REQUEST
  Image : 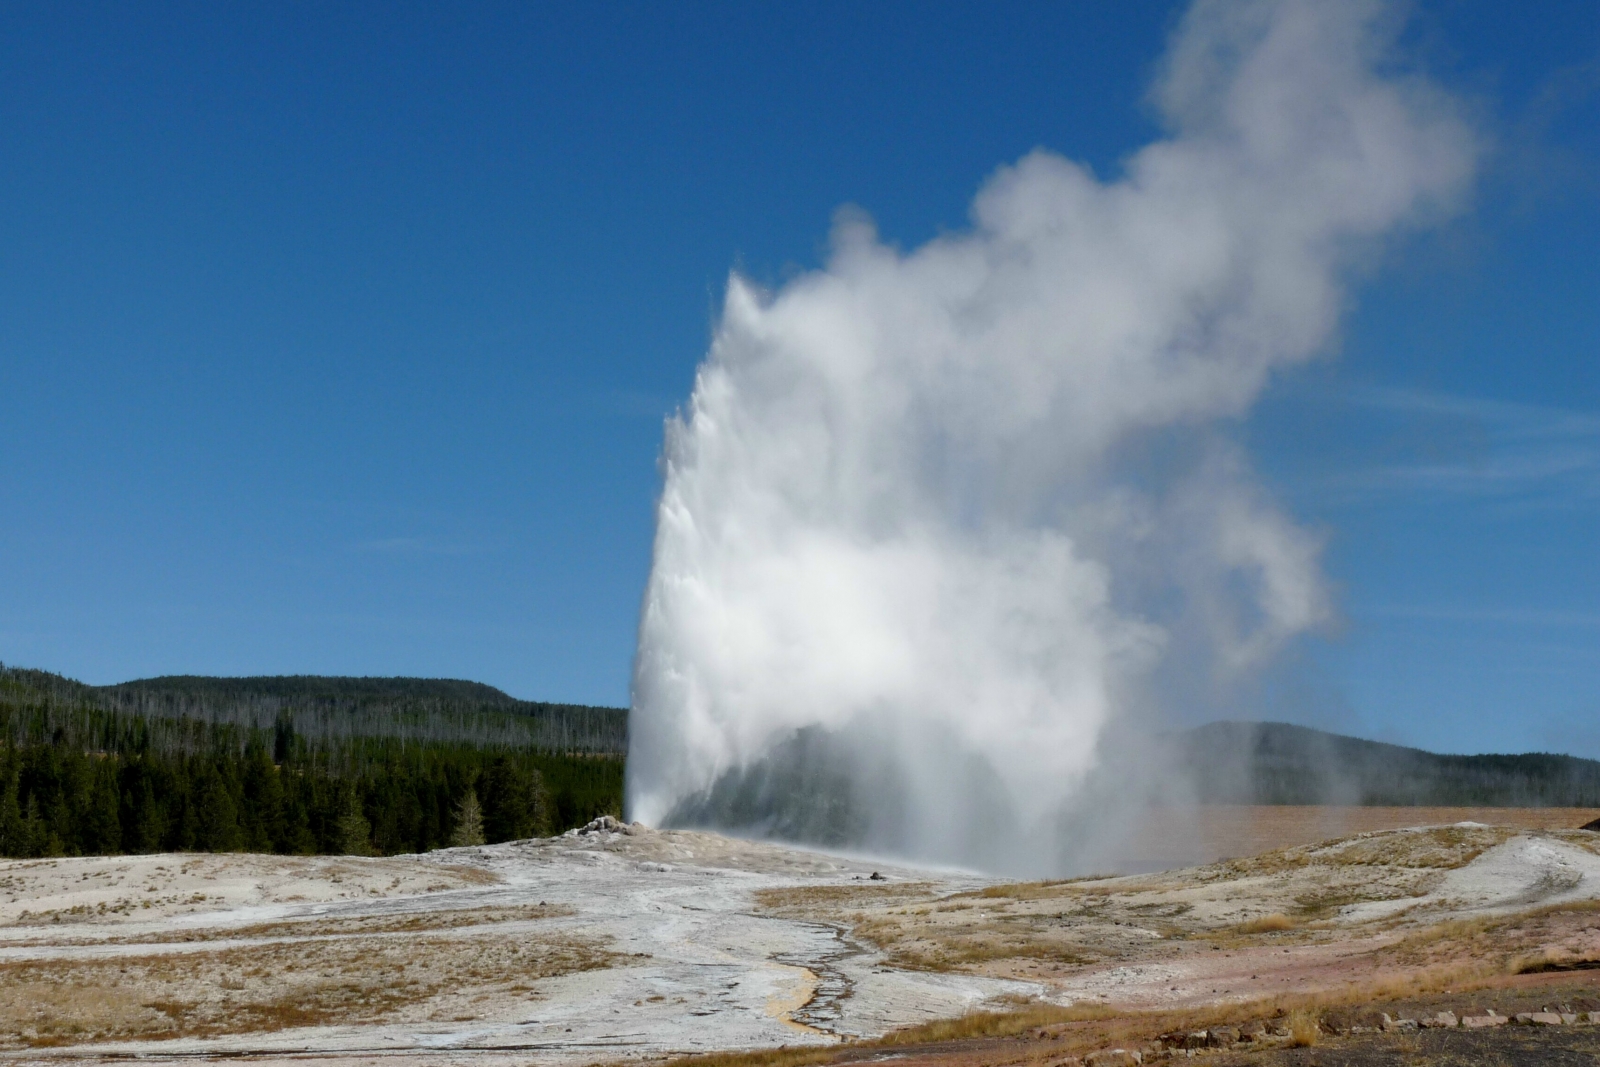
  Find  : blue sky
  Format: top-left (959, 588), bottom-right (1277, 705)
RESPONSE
top-left (1, 2), bottom-right (1595, 756)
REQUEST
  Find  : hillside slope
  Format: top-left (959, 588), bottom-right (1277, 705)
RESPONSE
top-left (1177, 720), bottom-right (1600, 807)
top-left (8, 667), bottom-right (627, 754)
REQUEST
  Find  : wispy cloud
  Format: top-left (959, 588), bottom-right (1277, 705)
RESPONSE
top-left (1321, 387), bottom-right (1600, 508)
top-left (1367, 603), bottom-right (1600, 627)
top-left (1357, 387), bottom-right (1600, 437)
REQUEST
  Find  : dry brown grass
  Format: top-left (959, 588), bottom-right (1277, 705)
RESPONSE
top-left (0, 855), bottom-right (506, 931)
top-left (1517, 897), bottom-right (1600, 922)
top-left (1287, 1009), bottom-right (1320, 1047)
top-left (973, 878), bottom-right (1115, 901)
top-left (1129, 806), bottom-right (1600, 868)
top-left (0, 929), bottom-right (622, 1048)
top-left (142, 901), bottom-right (573, 943)
top-left (1290, 886), bottom-right (1396, 920)
top-left (1216, 825), bottom-right (1510, 884)
top-left (1510, 945), bottom-right (1600, 975)
top-left (433, 863), bottom-right (502, 885)
top-left (760, 875), bottom-right (1208, 979)
top-left (841, 909), bottom-right (1102, 975)
top-left (656, 954), bottom-right (1600, 1067)
top-left (1378, 898), bottom-right (1600, 973)
top-left (661, 1046), bottom-right (842, 1067)
top-left (752, 882), bottom-right (940, 916)
top-left (659, 988), bottom-right (1380, 1067)
top-left (753, 882), bottom-right (1104, 975)
top-left (757, 826), bottom-right (1535, 981)
top-left (2, 901), bottom-right (576, 950)
top-left (1323, 826), bottom-right (1511, 869)
top-left (750, 823), bottom-right (1596, 1013)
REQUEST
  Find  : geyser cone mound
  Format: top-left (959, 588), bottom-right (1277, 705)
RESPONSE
top-left (664, 726), bottom-right (889, 849)
top-left (663, 723), bottom-right (1022, 871)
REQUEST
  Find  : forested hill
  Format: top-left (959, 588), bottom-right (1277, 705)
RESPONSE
top-left (1179, 721), bottom-right (1600, 807)
top-left (0, 663), bottom-right (626, 859)
top-left (16, 669), bottom-right (627, 755)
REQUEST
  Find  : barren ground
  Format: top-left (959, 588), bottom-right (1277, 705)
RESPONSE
top-left (1, 808), bottom-right (1598, 1065)
top-left (1122, 806), bottom-right (1600, 869)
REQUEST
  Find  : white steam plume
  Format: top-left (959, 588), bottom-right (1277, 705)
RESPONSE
top-left (629, 0), bottom-right (1475, 872)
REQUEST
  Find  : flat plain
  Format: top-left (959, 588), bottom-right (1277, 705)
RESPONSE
top-left (1, 808), bottom-right (1598, 1065)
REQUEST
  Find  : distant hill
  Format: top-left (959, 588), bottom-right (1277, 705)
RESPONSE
top-left (0, 663), bottom-right (627, 857)
top-left (1176, 721), bottom-right (1600, 807)
top-left (111, 674), bottom-right (530, 706)
top-left (8, 667), bottom-right (627, 755)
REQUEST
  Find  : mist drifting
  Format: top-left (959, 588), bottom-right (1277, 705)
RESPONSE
top-left (629, 0), bottom-right (1476, 873)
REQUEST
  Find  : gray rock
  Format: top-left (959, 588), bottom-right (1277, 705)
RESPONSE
top-left (1206, 1026), bottom-right (1239, 1048)
top-left (1085, 1050), bottom-right (1141, 1067)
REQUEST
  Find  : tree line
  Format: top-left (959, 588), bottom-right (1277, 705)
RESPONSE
top-left (12, 669), bottom-right (628, 754)
top-left (0, 665), bottom-right (625, 859)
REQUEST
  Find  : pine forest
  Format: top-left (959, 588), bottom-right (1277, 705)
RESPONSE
top-left (0, 665), bottom-right (626, 859)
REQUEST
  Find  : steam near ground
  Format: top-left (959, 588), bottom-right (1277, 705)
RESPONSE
top-left (629, 0), bottom-right (1478, 874)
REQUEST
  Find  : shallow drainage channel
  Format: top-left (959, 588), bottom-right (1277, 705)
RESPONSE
top-left (774, 923), bottom-right (862, 1035)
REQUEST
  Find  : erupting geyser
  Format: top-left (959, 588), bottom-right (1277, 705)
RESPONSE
top-left (629, 0), bottom-right (1476, 873)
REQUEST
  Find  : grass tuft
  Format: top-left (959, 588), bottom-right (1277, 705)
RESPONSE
top-left (1236, 912), bottom-right (1296, 934)
top-left (1288, 1009), bottom-right (1321, 1047)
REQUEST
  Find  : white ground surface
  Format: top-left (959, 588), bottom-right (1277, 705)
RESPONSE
top-left (6, 822), bottom-right (1600, 1065)
top-left (0, 826), bottom-right (1033, 1065)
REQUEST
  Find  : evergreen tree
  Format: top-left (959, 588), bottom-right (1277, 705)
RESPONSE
top-left (0, 769), bottom-right (22, 856)
top-left (22, 794), bottom-right (56, 857)
top-left (278, 781), bottom-right (318, 855)
top-left (119, 765), bottom-right (165, 854)
top-left (480, 755), bottom-right (547, 842)
top-left (239, 741), bottom-right (284, 852)
top-left (81, 762), bottom-right (121, 855)
top-left (194, 768), bottom-right (242, 852)
top-left (336, 791), bottom-right (374, 856)
top-left (272, 711), bottom-right (296, 763)
top-left (449, 788), bottom-right (485, 847)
